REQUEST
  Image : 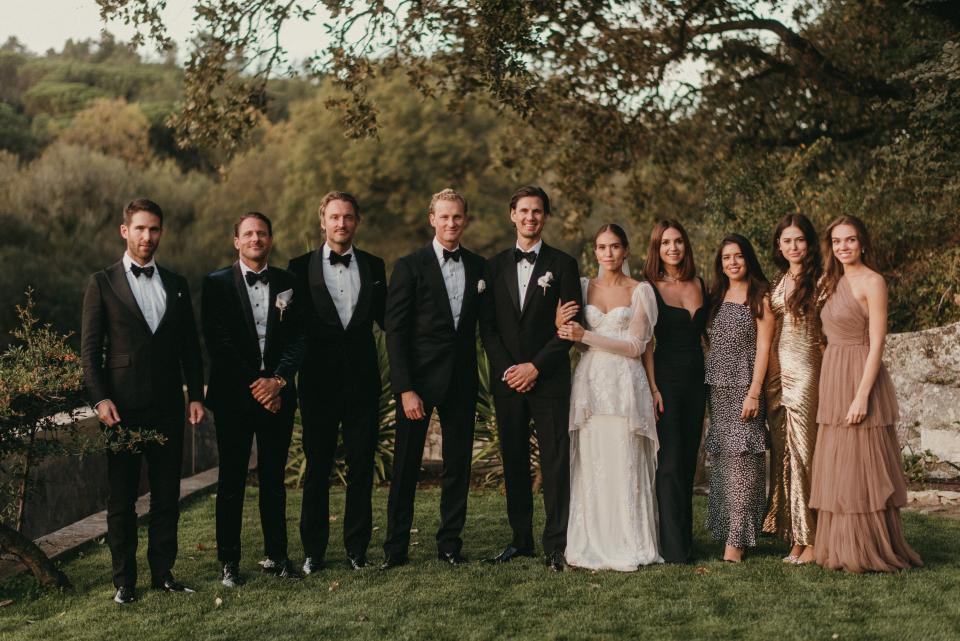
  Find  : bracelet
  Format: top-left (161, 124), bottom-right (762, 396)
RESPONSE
top-left (746, 394), bottom-right (758, 400)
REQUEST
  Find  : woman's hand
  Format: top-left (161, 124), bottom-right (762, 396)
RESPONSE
top-left (740, 394), bottom-right (759, 421)
top-left (846, 395), bottom-right (868, 425)
top-left (651, 389), bottom-right (664, 419)
top-left (557, 320), bottom-right (585, 342)
top-left (555, 300), bottom-right (580, 329)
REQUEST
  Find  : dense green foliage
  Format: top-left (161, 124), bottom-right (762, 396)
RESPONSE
top-left (1, 488), bottom-right (959, 640)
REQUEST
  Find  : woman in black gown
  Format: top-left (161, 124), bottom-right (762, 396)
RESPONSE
top-left (641, 220), bottom-right (707, 563)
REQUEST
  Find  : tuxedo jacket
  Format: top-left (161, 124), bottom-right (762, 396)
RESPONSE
top-left (81, 261), bottom-right (204, 422)
top-left (287, 247), bottom-right (387, 409)
top-left (479, 242), bottom-right (582, 398)
top-left (201, 262), bottom-right (304, 420)
top-left (385, 244), bottom-right (485, 408)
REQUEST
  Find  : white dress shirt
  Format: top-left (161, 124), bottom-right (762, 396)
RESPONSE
top-left (516, 239), bottom-right (543, 311)
top-left (432, 237), bottom-right (465, 329)
top-left (239, 261), bottom-right (269, 368)
top-left (323, 243), bottom-right (360, 328)
top-left (123, 252), bottom-right (166, 333)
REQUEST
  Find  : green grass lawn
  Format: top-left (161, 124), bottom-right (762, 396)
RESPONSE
top-left (2, 487), bottom-right (959, 641)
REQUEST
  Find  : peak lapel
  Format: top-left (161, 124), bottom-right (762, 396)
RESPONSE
top-left (346, 250), bottom-right (371, 332)
top-left (422, 246), bottom-right (457, 331)
top-left (232, 262), bottom-right (260, 345)
top-left (308, 249), bottom-right (345, 331)
top-left (501, 250), bottom-right (522, 318)
top-left (106, 262), bottom-right (152, 333)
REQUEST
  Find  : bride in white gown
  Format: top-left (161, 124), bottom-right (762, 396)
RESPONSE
top-left (556, 224), bottom-right (661, 570)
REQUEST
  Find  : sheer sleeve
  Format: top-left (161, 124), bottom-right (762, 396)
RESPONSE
top-left (580, 282), bottom-right (658, 359)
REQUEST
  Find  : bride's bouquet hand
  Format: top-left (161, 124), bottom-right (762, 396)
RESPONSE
top-left (555, 300), bottom-right (579, 328)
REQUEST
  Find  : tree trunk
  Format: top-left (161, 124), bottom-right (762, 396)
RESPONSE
top-left (0, 523), bottom-right (71, 589)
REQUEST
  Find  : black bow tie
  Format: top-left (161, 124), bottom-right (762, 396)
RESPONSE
top-left (131, 264), bottom-right (155, 278)
top-left (245, 270), bottom-right (268, 286)
top-left (443, 248), bottom-right (461, 263)
top-left (329, 251), bottom-right (352, 267)
top-left (514, 249), bottom-right (538, 264)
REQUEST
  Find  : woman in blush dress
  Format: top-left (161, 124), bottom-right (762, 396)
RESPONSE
top-left (555, 224), bottom-right (661, 570)
top-left (763, 214), bottom-right (824, 565)
top-left (703, 234), bottom-right (774, 563)
top-left (642, 220), bottom-right (708, 564)
top-left (809, 216), bottom-right (922, 573)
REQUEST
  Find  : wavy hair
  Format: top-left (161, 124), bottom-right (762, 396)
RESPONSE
top-left (772, 213), bottom-right (822, 317)
top-left (643, 219), bottom-right (696, 282)
top-left (821, 215), bottom-right (877, 299)
top-left (709, 233), bottom-right (769, 322)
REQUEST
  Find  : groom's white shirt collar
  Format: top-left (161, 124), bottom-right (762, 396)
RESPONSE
top-left (238, 260), bottom-right (268, 275)
top-left (432, 237), bottom-right (461, 263)
top-left (123, 252), bottom-right (157, 273)
top-left (515, 238), bottom-right (543, 255)
top-left (323, 242), bottom-right (354, 259)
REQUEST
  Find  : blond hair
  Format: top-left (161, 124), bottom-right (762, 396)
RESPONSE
top-left (429, 188), bottom-right (469, 216)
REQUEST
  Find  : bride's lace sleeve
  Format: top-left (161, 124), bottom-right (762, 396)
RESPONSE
top-left (580, 282), bottom-right (658, 359)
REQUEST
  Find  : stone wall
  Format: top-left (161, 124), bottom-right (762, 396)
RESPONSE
top-left (15, 409), bottom-right (219, 540)
top-left (885, 321), bottom-right (960, 477)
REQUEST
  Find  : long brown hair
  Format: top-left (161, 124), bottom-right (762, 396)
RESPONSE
top-left (709, 233), bottom-right (769, 322)
top-left (643, 219), bottom-right (696, 282)
top-left (821, 215), bottom-right (877, 299)
top-left (772, 213), bottom-right (822, 317)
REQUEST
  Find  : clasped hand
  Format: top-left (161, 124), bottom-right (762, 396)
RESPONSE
top-left (504, 362), bottom-right (539, 393)
top-left (250, 377), bottom-right (282, 414)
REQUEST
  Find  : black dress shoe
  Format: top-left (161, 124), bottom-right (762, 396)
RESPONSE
top-left (152, 573), bottom-right (195, 593)
top-left (302, 557), bottom-right (325, 575)
top-left (378, 555), bottom-right (409, 571)
top-left (437, 551), bottom-right (469, 566)
top-left (113, 585), bottom-right (137, 604)
top-left (484, 545), bottom-right (535, 564)
top-left (264, 559), bottom-right (303, 580)
top-left (346, 554), bottom-right (367, 570)
top-left (221, 561), bottom-right (245, 588)
top-left (546, 551), bottom-right (566, 572)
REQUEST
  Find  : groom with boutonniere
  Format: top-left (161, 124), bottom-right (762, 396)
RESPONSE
top-left (480, 185), bottom-right (582, 572)
top-left (202, 212), bottom-right (305, 587)
top-left (380, 188), bottom-right (487, 570)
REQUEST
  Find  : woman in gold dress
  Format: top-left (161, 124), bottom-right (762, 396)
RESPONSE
top-left (763, 214), bottom-right (823, 565)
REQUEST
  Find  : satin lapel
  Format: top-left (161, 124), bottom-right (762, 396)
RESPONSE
top-left (154, 266), bottom-right (180, 333)
top-left (232, 262), bottom-right (260, 346)
top-left (105, 262), bottom-right (151, 333)
top-left (520, 244), bottom-right (554, 321)
top-left (346, 250), bottom-right (371, 332)
top-left (458, 250), bottom-right (480, 334)
top-left (309, 249), bottom-right (344, 330)
top-left (501, 250), bottom-right (522, 318)
top-left (263, 267), bottom-right (281, 359)
top-left (422, 247), bottom-right (456, 331)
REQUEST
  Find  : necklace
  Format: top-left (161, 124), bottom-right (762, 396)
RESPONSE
top-left (660, 272), bottom-right (681, 283)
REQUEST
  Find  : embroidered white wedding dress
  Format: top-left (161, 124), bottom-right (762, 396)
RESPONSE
top-left (566, 279), bottom-right (662, 570)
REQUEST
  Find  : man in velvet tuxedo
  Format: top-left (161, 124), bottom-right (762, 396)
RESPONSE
top-left (288, 192), bottom-right (387, 572)
top-left (201, 212), bottom-right (305, 587)
top-left (479, 185), bottom-right (582, 572)
top-left (81, 198), bottom-right (204, 604)
top-left (380, 189), bottom-right (486, 569)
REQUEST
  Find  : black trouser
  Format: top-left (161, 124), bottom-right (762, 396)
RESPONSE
top-left (105, 414), bottom-right (183, 589)
top-left (299, 396), bottom-right (379, 559)
top-left (493, 393), bottom-right (570, 555)
top-left (655, 377), bottom-right (706, 563)
top-left (215, 403), bottom-right (294, 564)
top-left (383, 388), bottom-right (476, 558)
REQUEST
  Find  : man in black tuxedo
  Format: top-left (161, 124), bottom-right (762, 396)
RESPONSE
top-left (380, 189), bottom-right (486, 569)
top-left (81, 198), bottom-right (204, 604)
top-left (201, 212), bottom-right (305, 587)
top-left (479, 185), bottom-right (582, 572)
top-left (288, 192), bottom-right (387, 572)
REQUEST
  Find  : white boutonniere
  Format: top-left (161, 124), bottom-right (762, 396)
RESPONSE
top-left (477, 279), bottom-right (486, 293)
top-left (537, 272), bottom-right (554, 294)
top-left (275, 289), bottom-right (293, 320)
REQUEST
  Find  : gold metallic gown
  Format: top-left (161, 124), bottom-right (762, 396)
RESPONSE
top-left (763, 275), bottom-right (822, 545)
